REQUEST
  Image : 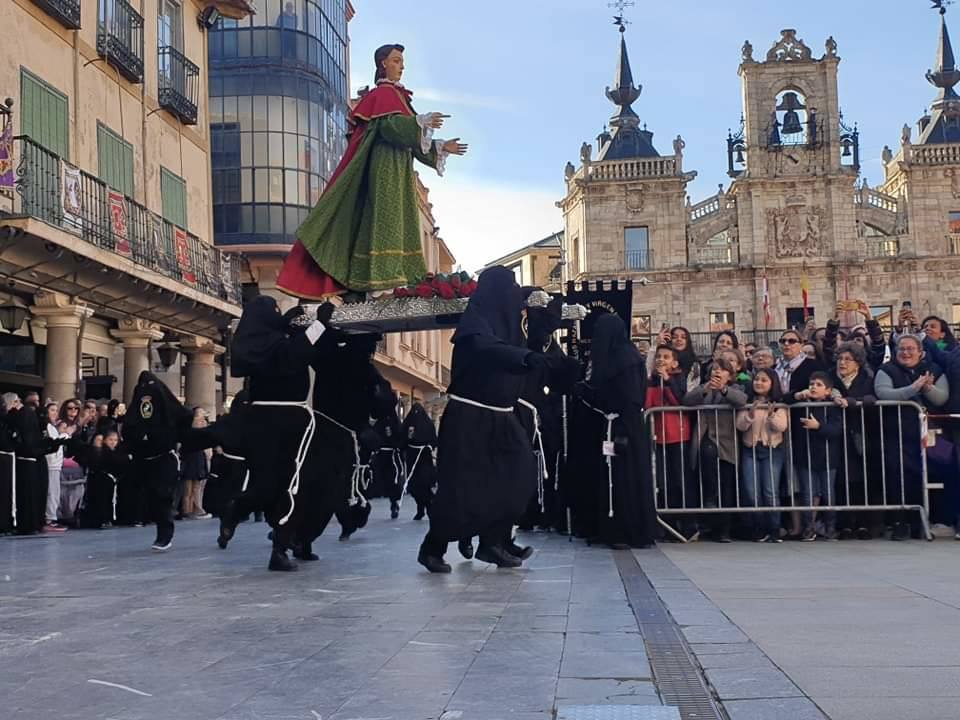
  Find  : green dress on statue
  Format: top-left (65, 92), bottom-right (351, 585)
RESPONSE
top-left (292, 83), bottom-right (442, 293)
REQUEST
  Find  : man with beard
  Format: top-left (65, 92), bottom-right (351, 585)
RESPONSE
top-left (402, 403), bottom-right (438, 521)
top-left (418, 266), bottom-right (558, 573)
top-left (124, 371), bottom-right (193, 551)
top-left (215, 297), bottom-right (332, 571)
top-left (516, 289), bottom-right (581, 535)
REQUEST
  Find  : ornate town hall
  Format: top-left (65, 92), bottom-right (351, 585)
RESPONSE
top-left (558, 13), bottom-right (960, 343)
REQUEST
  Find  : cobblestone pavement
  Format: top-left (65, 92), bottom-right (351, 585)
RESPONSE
top-left (1, 504), bottom-right (676, 720)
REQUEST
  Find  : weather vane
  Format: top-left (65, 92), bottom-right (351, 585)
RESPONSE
top-left (931, 0), bottom-right (954, 16)
top-left (610, 0), bottom-right (634, 32)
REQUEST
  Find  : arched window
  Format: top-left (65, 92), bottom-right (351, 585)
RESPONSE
top-left (768, 89), bottom-right (815, 147)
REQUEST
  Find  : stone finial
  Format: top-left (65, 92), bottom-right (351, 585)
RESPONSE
top-left (741, 40), bottom-right (754, 62)
top-left (564, 161), bottom-right (576, 181)
top-left (901, 123), bottom-right (912, 146)
top-left (881, 145), bottom-right (893, 164)
top-left (766, 29), bottom-right (813, 63)
top-left (580, 142), bottom-right (592, 165)
top-left (824, 36), bottom-right (838, 58)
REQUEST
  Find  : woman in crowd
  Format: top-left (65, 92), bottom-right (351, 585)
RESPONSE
top-left (699, 330), bottom-right (738, 385)
top-left (684, 356), bottom-right (748, 542)
top-left (43, 402), bottom-right (69, 532)
top-left (736, 368), bottom-right (788, 543)
top-left (921, 315), bottom-right (957, 352)
top-left (649, 326), bottom-right (701, 394)
top-left (875, 335), bottom-right (949, 539)
top-left (823, 301), bottom-right (886, 370)
top-left (180, 408), bottom-right (212, 520)
top-left (831, 342), bottom-right (883, 539)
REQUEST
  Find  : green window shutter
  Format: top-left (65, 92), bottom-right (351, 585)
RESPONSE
top-left (97, 123), bottom-right (135, 197)
top-left (20, 69), bottom-right (69, 157)
top-left (160, 167), bottom-right (187, 228)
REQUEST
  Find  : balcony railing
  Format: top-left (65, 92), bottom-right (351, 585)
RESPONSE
top-left (97, 0), bottom-right (145, 83)
top-left (624, 248), bottom-right (654, 271)
top-left (949, 233), bottom-right (960, 255)
top-left (158, 46), bottom-right (199, 125)
top-left (31, 0), bottom-right (81, 29)
top-left (586, 157), bottom-right (678, 182)
top-left (865, 238), bottom-right (901, 258)
top-left (11, 135), bottom-right (240, 305)
top-left (691, 244), bottom-right (740, 267)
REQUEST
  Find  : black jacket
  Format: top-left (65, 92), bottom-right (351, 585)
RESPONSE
top-left (793, 404), bottom-right (843, 472)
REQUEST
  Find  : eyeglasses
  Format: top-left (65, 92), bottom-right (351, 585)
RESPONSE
top-left (779, 338), bottom-right (800, 345)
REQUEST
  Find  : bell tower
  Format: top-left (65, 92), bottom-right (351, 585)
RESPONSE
top-left (728, 29), bottom-right (860, 267)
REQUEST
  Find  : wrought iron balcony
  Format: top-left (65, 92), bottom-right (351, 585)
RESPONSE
top-left (30, 0), bottom-right (81, 29)
top-left (97, 0), bottom-right (145, 83)
top-left (624, 248), bottom-right (654, 271)
top-left (12, 135), bottom-right (240, 304)
top-left (158, 46), bottom-right (199, 125)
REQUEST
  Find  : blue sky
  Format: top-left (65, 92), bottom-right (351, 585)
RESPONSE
top-left (348, 0), bottom-right (947, 272)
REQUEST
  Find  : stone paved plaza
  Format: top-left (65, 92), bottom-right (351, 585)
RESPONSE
top-left (2, 504), bottom-right (959, 720)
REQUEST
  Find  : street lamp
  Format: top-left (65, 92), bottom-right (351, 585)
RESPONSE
top-left (156, 342), bottom-right (180, 370)
top-left (0, 299), bottom-right (29, 333)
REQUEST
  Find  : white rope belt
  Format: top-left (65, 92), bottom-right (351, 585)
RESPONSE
top-left (1, 450), bottom-right (15, 527)
top-left (251, 400), bottom-right (315, 525)
top-left (106, 472), bottom-right (118, 522)
top-left (379, 447), bottom-right (406, 490)
top-left (314, 411), bottom-right (369, 508)
top-left (144, 449), bottom-right (181, 473)
top-left (448, 394), bottom-right (514, 413)
top-left (581, 399), bottom-right (620, 518)
top-left (221, 452), bottom-right (246, 462)
top-left (518, 398), bottom-right (549, 512)
top-left (400, 443), bottom-right (433, 508)
top-left (218, 451), bottom-right (249, 490)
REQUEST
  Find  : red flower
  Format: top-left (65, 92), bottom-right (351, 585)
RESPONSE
top-left (449, 274), bottom-right (462, 290)
top-left (461, 279), bottom-right (478, 297)
top-left (415, 283), bottom-right (434, 298)
top-left (393, 287), bottom-right (409, 298)
top-left (437, 282), bottom-right (455, 299)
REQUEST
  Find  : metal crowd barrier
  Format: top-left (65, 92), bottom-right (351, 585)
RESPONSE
top-left (644, 400), bottom-right (938, 542)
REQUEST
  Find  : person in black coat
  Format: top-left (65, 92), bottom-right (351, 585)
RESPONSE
top-left (124, 371), bottom-right (193, 551)
top-left (403, 403), bottom-right (438, 521)
top-left (418, 266), bottom-right (546, 573)
top-left (0, 396), bottom-right (19, 534)
top-left (370, 409), bottom-right (406, 519)
top-left (75, 430), bottom-right (129, 528)
top-left (6, 396), bottom-right (53, 534)
top-left (574, 312), bottom-right (656, 549)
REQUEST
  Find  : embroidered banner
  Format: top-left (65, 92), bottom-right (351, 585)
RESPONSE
top-left (107, 189), bottom-right (132, 257)
top-left (174, 227), bottom-right (197, 285)
top-left (220, 251), bottom-right (234, 299)
top-left (0, 122), bottom-right (13, 191)
top-left (61, 162), bottom-right (82, 231)
top-left (563, 279), bottom-right (634, 362)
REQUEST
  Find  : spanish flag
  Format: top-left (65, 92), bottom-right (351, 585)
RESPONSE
top-left (800, 267), bottom-right (810, 320)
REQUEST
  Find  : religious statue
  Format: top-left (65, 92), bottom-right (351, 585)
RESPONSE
top-left (277, 44), bottom-right (468, 298)
top-left (741, 40), bottom-right (754, 62)
top-left (580, 142), bottom-right (592, 165)
top-left (673, 134), bottom-right (685, 158)
top-left (901, 123), bottom-right (912, 146)
top-left (564, 161), bottom-right (576, 181)
top-left (881, 145), bottom-right (893, 164)
top-left (824, 36), bottom-right (837, 58)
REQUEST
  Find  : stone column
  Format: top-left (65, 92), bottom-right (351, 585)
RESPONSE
top-left (110, 319), bottom-right (164, 403)
top-left (30, 291), bottom-right (90, 402)
top-left (180, 336), bottom-right (225, 418)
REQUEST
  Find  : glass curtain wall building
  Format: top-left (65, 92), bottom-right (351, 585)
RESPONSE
top-left (208, 0), bottom-right (350, 248)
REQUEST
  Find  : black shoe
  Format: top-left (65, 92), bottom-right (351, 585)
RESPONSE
top-left (506, 540), bottom-right (534, 560)
top-left (268, 549), bottom-right (298, 572)
top-left (293, 543), bottom-right (319, 561)
top-left (217, 518), bottom-right (237, 550)
top-left (254, 512), bottom-right (264, 522)
top-left (339, 530), bottom-right (352, 541)
top-left (475, 544), bottom-right (522, 568)
top-left (417, 548), bottom-right (452, 573)
top-left (457, 539), bottom-right (474, 559)
top-left (856, 527), bottom-right (872, 540)
top-left (413, 509), bottom-right (426, 521)
top-left (838, 528), bottom-right (855, 541)
top-left (714, 535), bottom-right (733, 544)
top-left (891, 523), bottom-right (910, 541)
top-left (390, 502), bottom-right (399, 520)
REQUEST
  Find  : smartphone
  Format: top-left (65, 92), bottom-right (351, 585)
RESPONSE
top-left (902, 300), bottom-right (912, 310)
top-left (839, 300), bottom-right (859, 312)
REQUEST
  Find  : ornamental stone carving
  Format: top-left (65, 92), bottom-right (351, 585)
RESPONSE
top-left (624, 185), bottom-right (645, 213)
top-left (766, 29), bottom-right (813, 63)
top-left (767, 206), bottom-right (824, 258)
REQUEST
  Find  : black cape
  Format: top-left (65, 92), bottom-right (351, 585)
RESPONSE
top-left (403, 404), bottom-right (438, 509)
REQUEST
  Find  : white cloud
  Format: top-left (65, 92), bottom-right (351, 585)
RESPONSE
top-left (422, 176), bottom-right (563, 274)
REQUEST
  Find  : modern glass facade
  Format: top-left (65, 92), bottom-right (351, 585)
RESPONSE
top-left (208, 0), bottom-right (349, 246)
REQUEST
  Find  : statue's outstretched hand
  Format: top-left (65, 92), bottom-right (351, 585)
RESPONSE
top-left (428, 113), bottom-right (450, 129)
top-left (443, 138), bottom-right (468, 156)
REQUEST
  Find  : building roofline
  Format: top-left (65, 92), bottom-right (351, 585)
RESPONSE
top-left (483, 230), bottom-right (564, 268)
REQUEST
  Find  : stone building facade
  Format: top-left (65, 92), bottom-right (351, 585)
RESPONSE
top-left (0, 0), bottom-right (253, 413)
top-left (558, 19), bottom-right (960, 349)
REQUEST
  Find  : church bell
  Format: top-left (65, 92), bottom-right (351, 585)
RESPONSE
top-left (777, 92), bottom-right (805, 136)
top-left (735, 147), bottom-right (745, 163)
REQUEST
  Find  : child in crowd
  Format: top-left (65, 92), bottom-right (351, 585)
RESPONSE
top-left (794, 371), bottom-right (843, 541)
top-left (645, 345), bottom-right (694, 538)
top-left (736, 368), bottom-right (788, 543)
top-left (683, 357), bottom-right (747, 542)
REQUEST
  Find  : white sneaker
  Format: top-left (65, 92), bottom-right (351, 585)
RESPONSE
top-left (194, 513), bottom-right (212, 520)
top-left (954, 532), bottom-right (960, 541)
top-left (151, 540), bottom-right (172, 552)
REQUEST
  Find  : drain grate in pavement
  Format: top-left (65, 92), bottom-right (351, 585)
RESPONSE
top-left (556, 706), bottom-right (681, 720)
top-left (614, 550), bottom-right (723, 720)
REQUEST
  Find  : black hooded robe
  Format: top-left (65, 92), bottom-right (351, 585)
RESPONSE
top-left (124, 371), bottom-right (193, 546)
top-left (75, 443), bottom-right (129, 528)
top-left (403, 404), bottom-right (438, 516)
top-left (370, 414), bottom-right (405, 505)
top-left (0, 410), bottom-right (16, 534)
top-left (7, 406), bottom-right (49, 534)
top-left (422, 266), bottom-right (537, 556)
top-left (577, 313), bottom-right (656, 548)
